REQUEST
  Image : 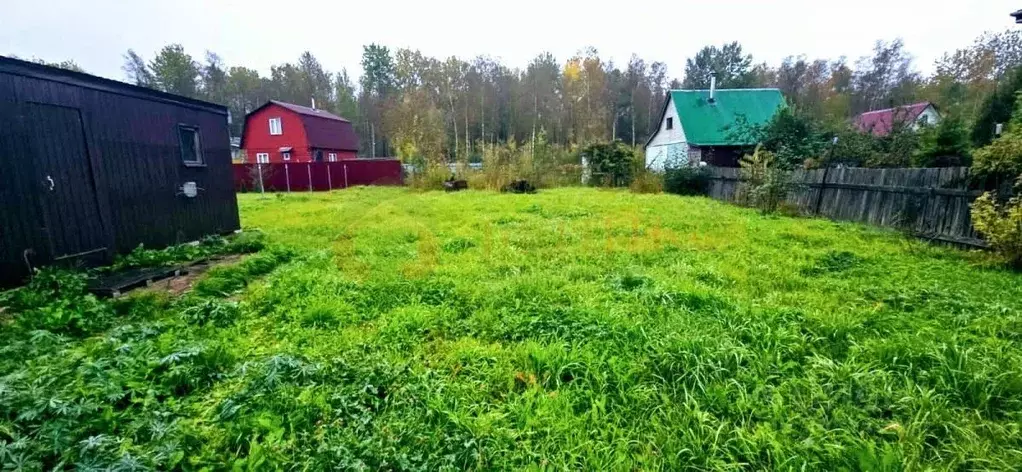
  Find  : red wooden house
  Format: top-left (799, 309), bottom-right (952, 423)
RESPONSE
top-left (240, 100), bottom-right (358, 163)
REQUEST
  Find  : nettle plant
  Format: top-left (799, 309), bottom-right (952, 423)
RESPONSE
top-left (0, 237), bottom-right (293, 469)
top-left (5, 268), bottom-right (113, 334)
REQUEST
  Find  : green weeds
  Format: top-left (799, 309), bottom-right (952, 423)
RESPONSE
top-left (111, 231), bottom-right (266, 271)
top-left (2, 187), bottom-right (1022, 469)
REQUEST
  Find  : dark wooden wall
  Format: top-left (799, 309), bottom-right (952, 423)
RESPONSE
top-left (694, 146), bottom-right (750, 167)
top-left (0, 105), bottom-right (45, 283)
top-left (0, 58), bottom-right (240, 286)
top-left (705, 166), bottom-right (985, 247)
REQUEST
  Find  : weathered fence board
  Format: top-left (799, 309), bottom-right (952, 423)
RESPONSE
top-left (705, 166), bottom-right (986, 247)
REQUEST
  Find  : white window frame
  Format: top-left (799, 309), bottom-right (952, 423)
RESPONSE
top-left (255, 152), bottom-right (270, 164)
top-left (282, 151), bottom-right (291, 161)
top-left (269, 117), bottom-right (283, 135)
top-left (177, 124), bottom-right (203, 166)
top-left (328, 152), bottom-right (337, 162)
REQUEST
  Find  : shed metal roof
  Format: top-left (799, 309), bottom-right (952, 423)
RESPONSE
top-left (0, 55), bottom-right (227, 115)
top-left (669, 88), bottom-right (786, 146)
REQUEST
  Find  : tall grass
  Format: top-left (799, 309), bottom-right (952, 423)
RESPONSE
top-left (2, 188), bottom-right (1021, 469)
top-left (408, 138), bottom-right (583, 191)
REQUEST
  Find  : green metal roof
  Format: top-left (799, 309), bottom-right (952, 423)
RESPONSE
top-left (671, 88), bottom-right (785, 146)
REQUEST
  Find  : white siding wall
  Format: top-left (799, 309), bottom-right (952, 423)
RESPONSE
top-left (915, 106), bottom-right (941, 129)
top-left (644, 95), bottom-right (688, 171)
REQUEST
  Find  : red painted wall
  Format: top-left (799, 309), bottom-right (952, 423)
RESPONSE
top-left (241, 104), bottom-right (311, 163)
top-left (242, 104), bottom-right (360, 163)
top-left (233, 161), bottom-right (403, 192)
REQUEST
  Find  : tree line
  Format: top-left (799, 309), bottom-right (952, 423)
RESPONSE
top-left (19, 30), bottom-right (1022, 163)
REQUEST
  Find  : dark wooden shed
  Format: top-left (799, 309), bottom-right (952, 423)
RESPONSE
top-left (0, 56), bottom-right (240, 287)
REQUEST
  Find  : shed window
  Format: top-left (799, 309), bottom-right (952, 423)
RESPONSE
top-left (256, 152), bottom-right (269, 164)
top-left (178, 125), bottom-right (203, 165)
top-left (269, 117), bottom-right (283, 135)
top-left (666, 117), bottom-right (673, 130)
top-left (328, 153), bottom-right (337, 162)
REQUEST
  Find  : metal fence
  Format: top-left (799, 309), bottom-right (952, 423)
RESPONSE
top-left (705, 166), bottom-right (988, 247)
top-left (233, 160), bottom-right (403, 192)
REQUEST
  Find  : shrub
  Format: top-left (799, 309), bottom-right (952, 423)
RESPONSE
top-left (863, 121), bottom-right (920, 168)
top-left (914, 114), bottom-right (971, 167)
top-left (772, 109), bottom-right (828, 164)
top-left (664, 166), bottom-right (711, 196)
top-left (972, 66), bottom-right (1022, 147)
top-left (472, 142), bottom-right (519, 191)
top-left (408, 164), bottom-right (454, 191)
top-left (739, 145), bottom-right (794, 213)
top-left (729, 107), bottom-right (830, 169)
top-left (468, 139), bottom-right (582, 190)
top-left (971, 190), bottom-right (1022, 269)
top-left (972, 92), bottom-right (1022, 184)
top-left (972, 131), bottom-right (1022, 182)
top-left (827, 129), bottom-right (880, 167)
top-left (580, 141), bottom-right (636, 187)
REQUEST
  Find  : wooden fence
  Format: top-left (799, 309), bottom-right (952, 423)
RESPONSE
top-left (705, 166), bottom-right (987, 247)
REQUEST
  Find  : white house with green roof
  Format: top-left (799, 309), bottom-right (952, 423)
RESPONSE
top-left (644, 88), bottom-right (785, 170)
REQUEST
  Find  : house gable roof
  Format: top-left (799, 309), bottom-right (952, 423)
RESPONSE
top-left (854, 102), bottom-right (935, 136)
top-left (242, 100), bottom-right (359, 151)
top-left (645, 88), bottom-right (785, 147)
top-left (671, 88), bottom-right (785, 146)
top-left (269, 100), bottom-right (350, 122)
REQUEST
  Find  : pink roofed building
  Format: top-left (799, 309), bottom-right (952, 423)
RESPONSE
top-left (854, 102), bottom-right (940, 137)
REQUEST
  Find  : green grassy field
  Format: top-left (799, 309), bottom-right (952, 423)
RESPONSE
top-left (3, 187), bottom-right (1022, 470)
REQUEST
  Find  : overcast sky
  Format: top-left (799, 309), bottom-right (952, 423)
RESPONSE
top-left (2, 0), bottom-right (1018, 83)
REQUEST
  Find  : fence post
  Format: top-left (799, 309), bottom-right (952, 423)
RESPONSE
top-left (327, 165), bottom-right (332, 190)
top-left (344, 164), bottom-right (349, 188)
top-left (257, 163), bottom-right (264, 194)
top-left (307, 164), bottom-right (313, 191)
top-left (814, 166), bottom-right (831, 215)
top-left (815, 137), bottom-right (839, 215)
top-left (285, 164), bottom-right (291, 193)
